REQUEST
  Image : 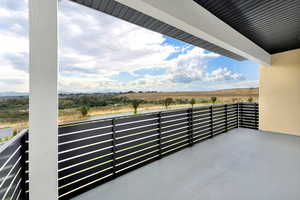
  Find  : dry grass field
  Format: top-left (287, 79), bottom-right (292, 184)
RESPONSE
top-left (120, 88), bottom-right (259, 102)
top-left (0, 88), bottom-right (258, 132)
top-left (1, 103), bottom-right (211, 131)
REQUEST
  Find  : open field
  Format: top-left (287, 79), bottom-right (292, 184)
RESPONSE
top-left (0, 88), bottom-right (258, 132)
top-left (1, 103), bottom-right (211, 131)
top-left (120, 88), bottom-right (259, 102)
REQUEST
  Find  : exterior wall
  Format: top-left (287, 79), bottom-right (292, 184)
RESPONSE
top-left (260, 48), bottom-right (300, 135)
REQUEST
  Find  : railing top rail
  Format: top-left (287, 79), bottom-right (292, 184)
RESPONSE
top-left (0, 128), bottom-right (28, 154)
top-left (59, 103), bottom-right (240, 127)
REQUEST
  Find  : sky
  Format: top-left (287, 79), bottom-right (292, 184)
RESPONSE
top-left (0, 0), bottom-right (259, 93)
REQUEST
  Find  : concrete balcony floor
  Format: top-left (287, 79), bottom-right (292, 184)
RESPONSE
top-left (73, 128), bottom-right (300, 200)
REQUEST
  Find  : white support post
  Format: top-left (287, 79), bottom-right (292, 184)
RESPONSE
top-left (29, 0), bottom-right (58, 199)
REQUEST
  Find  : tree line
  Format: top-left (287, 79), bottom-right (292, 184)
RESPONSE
top-left (0, 94), bottom-right (255, 121)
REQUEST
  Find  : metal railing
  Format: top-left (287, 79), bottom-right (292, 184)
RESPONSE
top-left (239, 103), bottom-right (259, 129)
top-left (0, 103), bottom-right (259, 200)
top-left (0, 129), bottom-right (28, 200)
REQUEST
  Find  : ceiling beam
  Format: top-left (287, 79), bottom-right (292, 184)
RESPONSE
top-left (116, 0), bottom-right (271, 66)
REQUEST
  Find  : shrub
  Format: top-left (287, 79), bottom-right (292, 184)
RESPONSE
top-left (79, 106), bottom-right (90, 117)
top-left (163, 98), bottom-right (173, 109)
top-left (131, 99), bottom-right (143, 114)
top-left (211, 97), bottom-right (217, 104)
top-left (190, 98), bottom-right (196, 108)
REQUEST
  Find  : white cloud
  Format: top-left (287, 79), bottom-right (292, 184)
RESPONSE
top-left (0, 0), bottom-right (254, 93)
top-left (0, 0), bottom-right (29, 92)
top-left (58, 0), bottom-right (176, 75)
top-left (208, 67), bottom-right (244, 82)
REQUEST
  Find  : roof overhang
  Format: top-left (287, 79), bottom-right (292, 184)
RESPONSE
top-left (194, 0), bottom-right (300, 55)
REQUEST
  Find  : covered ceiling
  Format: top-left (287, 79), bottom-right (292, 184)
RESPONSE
top-left (194, 0), bottom-right (300, 54)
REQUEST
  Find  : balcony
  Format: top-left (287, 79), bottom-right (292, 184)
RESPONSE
top-left (73, 128), bottom-right (300, 200)
top-left (22, 0), bottom-right (300, 199)
top-left (0, 103), bottom-right (265, 199)
top-left (2, 103), bottom-right (300, 200)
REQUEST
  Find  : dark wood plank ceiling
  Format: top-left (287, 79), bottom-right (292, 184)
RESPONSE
top-left (71, 0), bottom-right (246, 61)
top-left (194, 0), bottom-right (300, 54)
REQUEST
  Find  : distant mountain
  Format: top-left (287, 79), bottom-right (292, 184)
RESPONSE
top-left (0, 88), bottom-right (259, 97)
top-left (0, 92), bottom-right (28, 97)
top-left (0, 91), bottom-right (116, 97)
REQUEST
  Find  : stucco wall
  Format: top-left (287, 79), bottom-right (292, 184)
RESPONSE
top-left (260, 48), bottom-right (300, 135)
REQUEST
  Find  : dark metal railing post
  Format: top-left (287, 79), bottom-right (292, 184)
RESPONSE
top-left (21, 132), bottom-right (28, 200)
top-left (237, 103), bottom-right (239, 128)
top-left (255, 103), bottom-right (259, 129)
top-left (237, 103), bottom-right (240, 127)
top-left (210, 105), bottom-right (214, 138)
top-left (158, 112), bottom-right (162, 158)
top-left (112, 119), bottom-right (117, 177)
top-left (188, 108), bottom-right (194, 146)
top-left (225, 104), bottom-right (228, 132)
top-left (240, 103), bottom-right (243, 128)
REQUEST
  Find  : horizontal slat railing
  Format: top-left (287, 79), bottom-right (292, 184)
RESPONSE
top-left (0, 129), bottom-right (28, 200)
top-left (57, 103), bottom-right (244, 199)
top-left (0, 103), bottom-right (258, 200)
top-left (239, 103), bottom-right (259, 129)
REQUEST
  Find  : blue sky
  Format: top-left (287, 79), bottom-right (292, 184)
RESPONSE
top-left (0, 0), bottom-right (259, 93)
